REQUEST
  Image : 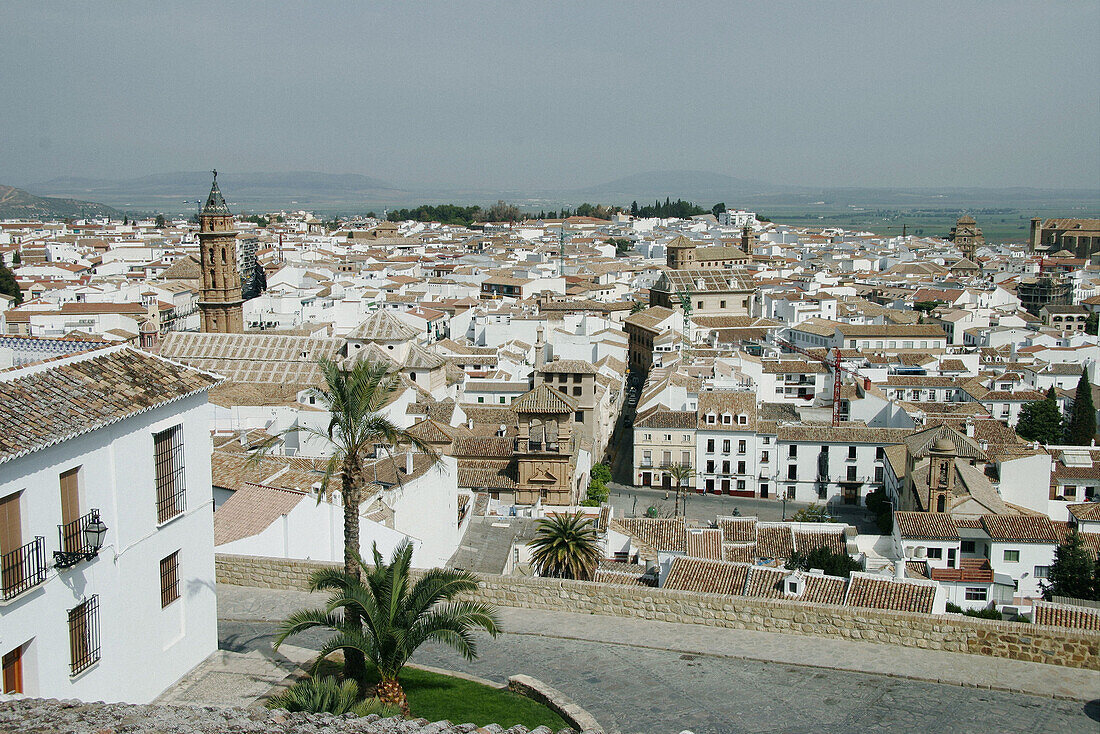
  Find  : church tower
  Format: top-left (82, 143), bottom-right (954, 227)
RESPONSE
top-left (198, 171), bottom-right (244, 333)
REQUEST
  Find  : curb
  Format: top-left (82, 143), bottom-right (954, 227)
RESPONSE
top-left (508, 674), bottom-right (604, 733)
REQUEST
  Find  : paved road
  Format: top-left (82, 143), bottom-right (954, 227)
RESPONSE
top-left (217, 586), bottom-right (1099, 734)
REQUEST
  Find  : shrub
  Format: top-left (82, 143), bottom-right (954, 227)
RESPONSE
top-left (267, 676), bottom-right (401, 718)
top-left (789, 504), bottom-right (831, 523)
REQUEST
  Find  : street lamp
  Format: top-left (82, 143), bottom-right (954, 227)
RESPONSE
top-left (54, 510), bottom-right (108, 569)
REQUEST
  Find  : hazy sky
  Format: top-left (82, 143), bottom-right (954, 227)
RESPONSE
top-left (2, 1), bottom-right (1098, 190)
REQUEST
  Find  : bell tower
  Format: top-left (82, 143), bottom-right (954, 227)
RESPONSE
top-left (927, 437), bottom-right (957, 513)
top-left (198, 170), bottom-right (243, 333)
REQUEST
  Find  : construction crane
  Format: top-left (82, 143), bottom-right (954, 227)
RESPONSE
top-left (774, 337), bottom-right (872, 426)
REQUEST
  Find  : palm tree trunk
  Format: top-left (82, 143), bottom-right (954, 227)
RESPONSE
top-left (675, 482), bottom-right (681, 517)
top-left (376, 675), bottom-right (410, 716)
top-left (340, 456), bottom-right (367, 687)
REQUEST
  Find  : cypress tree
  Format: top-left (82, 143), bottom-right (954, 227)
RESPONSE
top-left (1043, 526), bottom-right (1098, 601)
top-left (1066, 370), bottom-right (1096, 445)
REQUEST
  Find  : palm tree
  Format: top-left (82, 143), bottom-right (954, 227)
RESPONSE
top-left (528, 512), bottom-right (601, 580)
top-left (666, 463), bottom-right (696, 517)
top-left (257, 357), bottom-right (439, 684)
top-left (274, 542), bottom-right (500, 715)
top-left (266, 676), bottom-right (401, 718)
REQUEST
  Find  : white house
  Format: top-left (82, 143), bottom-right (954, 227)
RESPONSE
top-left (0, 345), bottom-right (221, 702)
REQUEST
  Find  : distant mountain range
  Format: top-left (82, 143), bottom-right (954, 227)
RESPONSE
top-left (16, 170), bottom-right (1100, 216)
top-left (0, 185), bottom-right (122, 219)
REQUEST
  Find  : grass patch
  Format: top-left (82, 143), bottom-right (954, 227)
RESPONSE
top-left (314, 659), bottom-right (568, 729)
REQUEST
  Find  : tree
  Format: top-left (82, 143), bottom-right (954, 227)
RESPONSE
top-left (1042, 526), bottom-right (1098, 601)
top-left (785, 545), bottom-right (861, 578)
top-left (630, 200), bottom-right (639, 217)
top-left (1086, 312), bottom-right (1098, 336)
top-left (789, 504), bottom-right (832, 523)
top-left (1065, 370), bottom-right (1096, 445)
top-left (591, 462), bottom-right (612, 485)
top-left (711, 202), bottom-right (726, 218)
top-left (630, 301), bottom-right (646, 314)
top-left (11, 250), bottom-right (19, 266)
top-left (155, 214), bottom-right (167, 229)
top-left (0, 262), bottom-right (22, 305)
top-left (257, 358), bottom-right (440, 686)
top-left (528, 512), bottom-right (601, 580)
top-left (274, 542), bottom-right (500, 714)
top-left (483, 200), bottom-right (522, 222)
top-left (606, 237), bottom-right (632, 255)
top-left (1016, 388), bottom-right (1063, 444)
top-left (864, 487), bottom-right (893, 534)
top-left (666, 463), bottom-right (696, 517)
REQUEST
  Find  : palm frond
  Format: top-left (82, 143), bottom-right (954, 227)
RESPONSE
top-left (273, 609), bottom-right (343, 650)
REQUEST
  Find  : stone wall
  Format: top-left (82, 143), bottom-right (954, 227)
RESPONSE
top-left (215, 554), bottom-right (1100, 670)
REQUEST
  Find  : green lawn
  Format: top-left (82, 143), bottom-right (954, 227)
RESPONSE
top-left (314, 659), bottom-right (568, 729)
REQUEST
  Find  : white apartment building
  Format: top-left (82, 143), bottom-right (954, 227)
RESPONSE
top-left (0, 346), bottom-right (221, 702)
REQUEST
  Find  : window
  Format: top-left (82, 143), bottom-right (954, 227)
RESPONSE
top-left (786, 485), bottom-right (796, 499)
top-left (706, 460), bottom-right (715, 473)
top-left (722, 439), bottom-right (731, 453)
top-left (574, 411), bottom-right (583, 423)
top-left (643, 451), bottom-right (652, 465)
top-left (1063, 485), bottom-right (1076, 498)
top-left (154, 426), bottom-right (186, 524)
top-left (558, 374), bottom-right (567, 383)
top-left (961, 540), bottom-right (975, 553)
top-left (160, 551), bottom-right (180, 608)
top-left (477, 396), bottom-right (484, 403)
top-left (664, 434), bottom-right (672, 442)
top-left (788, 445), bottom-right (797, 458)
top-left (738, 440), bottom-right (747, 454)
top-left (926, 547), bottom-right (943, 559)
top-left (720, 300), bottom-right (726, 309)
top-left (1034, 565), bottom-right (1050, 579)
top-left (722, 414), bottom-right (732, 425)
top-left (681, 451), bottom-right (691, 466)
top-left (1003, 549), bottom-right (1020, 563)
top-left (874, 466), bottom-right (883, 482)
top-left (964, 587), bottom-right (987, 601)
top-left (500, 397), bottom-right (507, 404)
top-left (706, 413), bottom-right (716, 425)
top-left (876, 447), bottom-right (884, 461)
top-left (737, 461), bottom-right (746, 474)
top-left (848, 446), bottom-right (857, 460)
top-left (572, 386), bottom-right (581, 396)
top-left (706, 439), bottom-right (715, 453)
top-left (682, 434), bottom-right (691, 443)
top-left (787, 465), bottom-right (797, 480)
top-left (736, 480), bottom-right (745, 491)
top-left (663, 450), bottom-right (672, 466)
top-left (68, 595), bottom-right (100, 676)
top-left (59, 467), bottom-right (82, 554)
top-left (722, 460), bottom-right (730, 474)
top-left (761, 451), bottom-right (770, 463)
top-left (644, 434), bottom-right (652, 441)
top-left (846, 466), bottom-right (856, 481)
top-left (762, 436), bottom-right (771, 445)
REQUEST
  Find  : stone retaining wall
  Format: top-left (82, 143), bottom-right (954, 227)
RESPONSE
top-left (215, 554), bottom-right (1100, 670)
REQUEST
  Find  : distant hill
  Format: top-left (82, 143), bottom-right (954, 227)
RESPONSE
top-left (574, 169), bottom-right (790, 203)
top-left (24, 171), bottom-right (414, 213)
top-left (0, 185), bottom-right (122, 219)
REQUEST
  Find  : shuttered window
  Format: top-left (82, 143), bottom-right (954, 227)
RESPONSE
top-left (160, 551), bottom-right (180, 608)
top-left (68, 596), bottom-right (100, 676)
top-left (154, 426), bottom-right (186, 523)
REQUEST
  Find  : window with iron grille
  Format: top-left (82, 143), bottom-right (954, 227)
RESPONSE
top-left (68, 595), bottom-right (100, 676)
top-left (154, 426), bottom-right (186, 523)
top-left (160, 551), bottom-right (179, 608)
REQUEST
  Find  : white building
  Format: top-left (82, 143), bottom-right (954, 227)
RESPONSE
top-left (0, 346), bottom-right (221, 702)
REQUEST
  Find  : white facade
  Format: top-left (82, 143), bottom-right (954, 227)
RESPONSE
top-left (0, 385), bottom-right (217, 702)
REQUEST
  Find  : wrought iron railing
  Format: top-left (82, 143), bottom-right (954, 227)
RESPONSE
top-left (68, 595), bottom-right (100, 676)
top-left (2, 537), bottom-right (47, 600)
top-left (55, 510), bottom-right (102, 568)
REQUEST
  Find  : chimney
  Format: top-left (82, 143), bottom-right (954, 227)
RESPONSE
top-left (405, 449), bottom-right (414, 475)
top-left (894, 559), bottom-right (906, 580)
top-left (964, 418), bottom-right (974, 437)
top-left (534, 326), bottom-right (545, 368)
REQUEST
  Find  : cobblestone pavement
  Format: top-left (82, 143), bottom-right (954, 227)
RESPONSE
top-left (217, 585), bottom-right (1100, 734)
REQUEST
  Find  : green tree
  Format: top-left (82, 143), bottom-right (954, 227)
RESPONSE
top-left (1087, 312), bottom-right (1099, 336)
top-left (10, 250), bottom-right (20, 266)
top-left (266, 676), bottom-right (400, 718)
top-left (666, 463), bottom-right (696, 517)
top-left (0, 262), bottom-right (22, 305)
top-left (154, 214), bottom-right (167, 228)
top-left (528, 512), bottom-right (601, 581)
top-left (1042, 526), bottom-right (1098, 601)
top-left (711, 202), bottom-right (726, 218)
top-left (606, 237), bottom-right (632, 255)
top-left (785, 545), bottom-right (861, 578)
top-left (630, 301), bottom-right (646, 314)
top-left (789, 504), bottom-right (832, 523)
top-left (274, 542), bottom-right (500, 714)
top-left (257, 358), bottom-right (440, 686)
top-left (1016, 388), bottom-right (1063, 444)
top-left (1065, 370), bottom-right (1096, 445)
top-left (864, 487), bottom-right (893, 534)
top-left (591, 462), bottom-right (612, 485)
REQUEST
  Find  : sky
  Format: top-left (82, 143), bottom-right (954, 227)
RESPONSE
top-left (2, 1), bottom-right (1098, 191)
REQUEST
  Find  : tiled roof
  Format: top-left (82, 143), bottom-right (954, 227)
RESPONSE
top-left (540, 359), bottom-right (597, 375)
top-left (634, 407), bottom-right (698, 430)
top-left (406, 418), bottom-right (458, 444)
top-left (717, 516), bottom-right (757, 542)
top-left (346, 310), bottom-right (418, 342)
top-left (511, 383), bottom-right (577, 414)
top-left (1068, 503), bottom-right (1100, 522)
top-left (160, 331), bottom-right (344, 384)
top-left (612, 517), bottom-right (686, 553)
top-left (894, 512), bottom-right (960, 540)
top-left (451, 436), bottom-right (514, 458)
top-left (744, 566), bottom-right (847, 605)
top-left (684, 528), bottom-right (724, 560)
top-left (928, 558), bottom-right (994, 583)
top-left (755, 525), bottom-right (795, 560)
top-left (0, 346), bottom-right (221, 466)
top-left (214, 482), bottom-right (307, 545)
top-left (456, 460), bottom-right (517, 490)
top-left (664, 556), bottom-right (749, 595)
top-left (844, 573), bottom-right (937, 613)
top-left (1032, 601), bottom-right (1100, 631)
top-left (794, 530), bottom-right (847, 556)
top-left (592, 561), bottom-right (654, 587)
top-left (979, 515), bottom-right (1058, 542)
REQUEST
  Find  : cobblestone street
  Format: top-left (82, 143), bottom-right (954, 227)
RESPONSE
top-left (217, 585), bottom-right (1100, 734)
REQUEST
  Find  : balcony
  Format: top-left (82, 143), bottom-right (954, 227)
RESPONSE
top-left (55, 510), bottom-right (106, 569)
top-left (2, 537), bottom-right (48, 601)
